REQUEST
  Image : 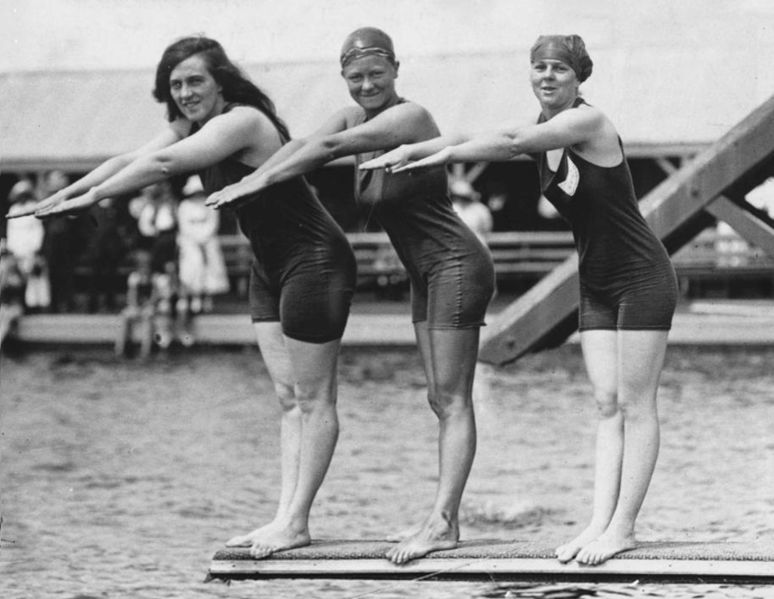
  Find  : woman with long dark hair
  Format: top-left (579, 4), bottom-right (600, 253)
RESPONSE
top-left (206, 27), bottom-right (495, 565)
top-left (18, 36), bottom-right (356, 559)
top-left (361, 34), bottom-right (678, 566)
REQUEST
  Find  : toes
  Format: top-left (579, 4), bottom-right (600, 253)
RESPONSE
top-left (249, 544), bottom-right (275, 559)
top-left (555, 546), bottom-right (573, 563)
top-left (575, 549), bottom-right (591, 565)
top-left (225, 535), bottom-right (251, 547)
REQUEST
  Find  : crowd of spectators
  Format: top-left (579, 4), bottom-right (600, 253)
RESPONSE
top-left (0, 171), bottom-right (230, 352)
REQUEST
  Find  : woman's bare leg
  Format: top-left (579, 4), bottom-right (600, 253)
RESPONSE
top-left (556, 329), bottom-right (622, 562)
top-left (386, 324), bottom-right (479, 565)
top-left (575, 329), bottom-right (668, 565)
top-left (226, 322), bottom-right (299, 547)
top-left (248, 334), bottom-right (342, 558)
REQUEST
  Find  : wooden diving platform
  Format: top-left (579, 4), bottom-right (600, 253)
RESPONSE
top-left (479, 93), bottom-right (774, 365)
top-left (208, 539), bottom-right (774, 583)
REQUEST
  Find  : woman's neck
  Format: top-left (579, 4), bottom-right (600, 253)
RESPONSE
top-left (540, 94), bottom-right (578, 120)
top-left (364, 93), bottom-right (401, 120)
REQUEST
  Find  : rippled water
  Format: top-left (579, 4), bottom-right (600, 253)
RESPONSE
top-left (1, 345), bottom-right (773, 598)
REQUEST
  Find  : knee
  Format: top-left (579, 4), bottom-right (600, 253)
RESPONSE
top-left (274, 382), bottom-right (297, 412)
top-left (593, 388), bottom-right (619, 418)
top-left (426, 387), bottom-right (470, 419)
top-left (293, 383), bottom-right (335, 414)
top-left (617, 390), bottom-right (657, 421)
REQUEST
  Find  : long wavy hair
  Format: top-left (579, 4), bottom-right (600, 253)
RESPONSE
top-left (153, 36), bottom-right (290, 139)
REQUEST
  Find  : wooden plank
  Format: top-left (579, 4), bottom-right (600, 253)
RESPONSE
top-left (208, 539), bottom-right (774, 583)
top-left (705, 195), bottom-right (774, 257)
top-left (478, 256), bottom-right (579, 364)
top-left (641, 94), bottom-right (774, 240)
top-left (480, 94), bottom-right (774, 365)
top-left (12, 305), bottom-right (774, 347)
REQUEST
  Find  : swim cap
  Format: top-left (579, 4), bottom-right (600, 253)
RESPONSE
top-left (530, 35), bottom-right (593, 82)
top-left (340, 27), bottom-right (397, 68)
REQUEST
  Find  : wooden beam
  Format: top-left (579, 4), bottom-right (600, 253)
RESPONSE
top-left (640, 95), bottom-right (774, 239)
top-left (655, 157), bottom-right (678, 176)
top-left (706, 195), bottom-right (774, 257)
top-left (208, 539), bottom-right (774, 583)
top-left (480, 94), bottom-right (774, 365)
top-left (478, 256), bottom-right (579, 364)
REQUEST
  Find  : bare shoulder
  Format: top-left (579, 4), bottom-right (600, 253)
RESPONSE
top-left (219, 105), bottom-right (266, 129)
top-left (391, 100), bottom-right (435, 123)
top-left (380, 100), bottom-right (440, 137)
top-left (573, 103), bottom-right (622, 163)
top-left (575, 103), bottom-right (608, 128)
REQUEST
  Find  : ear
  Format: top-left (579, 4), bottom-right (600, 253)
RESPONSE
top-left (393, 61), bottom-right (400, 77)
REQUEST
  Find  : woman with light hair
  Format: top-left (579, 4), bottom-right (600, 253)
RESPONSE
top-left (361, 34), bottom-right (678, 566)
top-left (207, 27), bottom-right (495, 565)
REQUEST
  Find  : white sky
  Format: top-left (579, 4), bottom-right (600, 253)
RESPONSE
top-left (2, 0), bottom-right (772, 72)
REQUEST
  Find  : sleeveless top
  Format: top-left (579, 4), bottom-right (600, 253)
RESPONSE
top-left (532, 99), bottom-right (673, 292)
top-left (191, 104), bottom-right (350, 277)
top-left (352, 99), bottom-right (486, 279)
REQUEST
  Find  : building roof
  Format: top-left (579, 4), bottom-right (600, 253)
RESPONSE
top-left (1, 50), bottom-right (769, 171)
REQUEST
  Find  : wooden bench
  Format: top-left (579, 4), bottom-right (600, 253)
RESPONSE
top-left (672, 229), bottom-right (774, 296)
top-left (73, 229), bottom-right (774, 300)
top-left (222, 229), bottom-right (774, 295)
top-left (219, 231), bottom-right (578, 295)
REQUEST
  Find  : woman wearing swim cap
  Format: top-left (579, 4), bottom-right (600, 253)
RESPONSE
top-left (362, 34), bottom-right (677, 566)
top-left (19, 36), bottom-right (356, 560)
top-left (207, 26), bottom-right (495, 565)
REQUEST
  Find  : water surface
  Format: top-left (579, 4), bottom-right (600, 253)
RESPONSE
top-left (1, 345), bottom-right (772, 598)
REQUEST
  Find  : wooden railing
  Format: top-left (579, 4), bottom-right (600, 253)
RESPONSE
top-left (221, 230), bottom-right (774, 290)
top-left (73, 230), bottom-right (774, 297)
top-left (218, 231), bottom-right (580, 292)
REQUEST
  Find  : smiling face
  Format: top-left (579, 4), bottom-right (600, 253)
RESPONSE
top-left (169, 54), bottom-right (225, 123)
top-left (341, 55), bottom-right (399, 115)
top-left (530, 58), bottom-right (579, 115)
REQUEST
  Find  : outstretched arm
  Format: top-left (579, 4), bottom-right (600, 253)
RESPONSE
top-left (362, 106), bottom-right (605, 172)
top-left (206, 103), bottom-right (433, 209)
top-left (37, 109), bottom-right (260, 218)
top-left (7, 128), bottom-right (182, 219)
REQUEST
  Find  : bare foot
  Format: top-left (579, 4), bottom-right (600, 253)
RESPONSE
top-left (385, 519), bottom-right (459, 565)
top-left (225, 521), bottom-right (281, 547)
top-left (386, 522), bottom-right (422, 542)
top-left (575, 531), bottom-right (637, 565)
top-left (555, 526), bottom-right (606, 563)
top-left (249, 527), bottom-right (311, 559)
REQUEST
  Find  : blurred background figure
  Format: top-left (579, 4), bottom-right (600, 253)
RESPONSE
top-left (5, 180), bottom-right (51, 312)
top-left (82, 196), bottom-right (126, 313)
top-left (176, 176), bottom-right (229, 318)
top-left (115, 249), bottom-right (158, 358)
top-left (42, 170), bottom-right (81, 313)
top-left (5, 180), bottom-right (44, 274)
top-left (0, 239), bottom-right (26, 348)
top-left (449, 177), bottom-right (493, 244)
top-left (131, 181), bottom-right (179, 274)
top-left (152, 258), bottom-right (180, 350)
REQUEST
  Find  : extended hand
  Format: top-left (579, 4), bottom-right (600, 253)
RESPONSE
top-left (5, 191), bottom-right (65, 219)
top-left (389, 147), bottom-right (452, 174)
top-left (205, 182), bottom-right (256, 210)
top-left (358, 145), bottom-right (411, 172)
top-left (36, 189), bottom-right (99, 218)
